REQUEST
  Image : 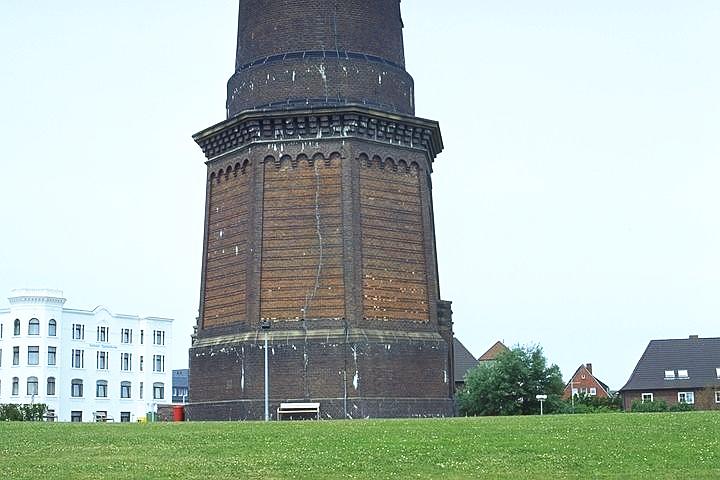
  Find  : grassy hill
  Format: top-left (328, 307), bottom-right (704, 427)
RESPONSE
top-left (1, 412), bottom-right (719, 479)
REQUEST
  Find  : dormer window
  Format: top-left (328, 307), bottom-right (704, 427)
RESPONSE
top-left (677, 369), bottom-right (689, 379)
top-left (664, 370), bottom-right (675, 379)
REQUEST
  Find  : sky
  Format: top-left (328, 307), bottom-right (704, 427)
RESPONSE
top-left (1, 1), bottom-right (718, 390)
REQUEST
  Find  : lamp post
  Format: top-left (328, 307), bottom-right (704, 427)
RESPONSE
top-left (536, 394), bottom-right (547, 416)
top-left (261, 320), bottom-right (271, 421)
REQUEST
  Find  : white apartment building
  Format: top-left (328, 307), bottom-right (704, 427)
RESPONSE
top-left (0, 289), bottom-right (173, 422)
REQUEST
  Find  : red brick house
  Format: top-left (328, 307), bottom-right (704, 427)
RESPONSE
top-left (562, 363), bottom-right (610, 399)
top-left (619, 335), bottom-right (720, 411)
top-left (478, 341), bottom-right (509, 365)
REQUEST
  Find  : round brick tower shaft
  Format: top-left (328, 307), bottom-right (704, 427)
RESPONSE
top-left (189, 0), bottom-right (454, 420)
top-left (227, 0), bottom-right (415, 117)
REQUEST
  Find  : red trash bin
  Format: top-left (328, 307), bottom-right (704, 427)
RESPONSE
top-left (172, 405), bottom-right (185, 422)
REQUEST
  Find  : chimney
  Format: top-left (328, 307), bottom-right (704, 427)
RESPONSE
top-left (585, 363), bottom-right (593, 374)
top-left (689, 335), bottom-right (699, 340)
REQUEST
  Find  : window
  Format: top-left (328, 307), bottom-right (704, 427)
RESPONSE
top-left (71, 349), bottom-right (84, 368)
top-left (46, 409), bottom-right (56, 422)
top-left (589, 387), bottom-right (597, 396)
top-left (14, 319), bottom-right (20, 336)
top-left (71, 379), bottom-right (83, 397)
top-left (120, 412), bottom-right (131, 423)
top-left (153, 382), bottom-right (165, 400)
top-left (96, 380), bottom-right (108, 398)
top-left (716, 368), bottom-right (720, 379)
top-left (48, 347), bottom-right (57, 366)
top-left (27, 377), bottom-right (39, 396)
top-left (153, 355), bottom-right (165, 373)
top-left (28, 318), bottom-right (40, 335)
top-left (140, 330), bottom-right (144, 344)
top-left (72, 324), bottom-right (84, 340)
top-left (121, 328), bottom-right (132, 344)
top-left (48, 319), bottom-right (57, 336)
top-left (677, 369), bottom-right (689, 379)
top-left (641, 393), bottom-right (653, 403)
top-left (664, 370), bottom-right (675, 379)
top-left (153, 330), bottom-right (165, 346)
top-left (0, 348), bottom-right (2, 367)
top-left (1, 322), bottom-right (3, 338)
top-left (28, 346), bottom-right (39, 365)
top-left (715, 391), bottom-right (720, 404)
top-left (47, 377), bottom-right (56, 396)
top-left (571, 388), bottom-right (578, 397)
top-left (13, 346), bottom-right (20, 365)
top-left (97, 351), bottom-right (109, 370)
top-left (121, 353), bottom-right (132, 371)
top-left (121, 381), bottom-right (131, 399)
top-left (140, 382), bottom-right (144, 400)
top-left (678, 391), bottom-right (695, 404)
top-left (12, 377), bottom-right (19, 395)
top-left (97, 326), bottom-right (109, 342)
top-left (173, 387), bottom-right (189, 401)
top-left (71, 411), bottom-right (82, 422)
top-left (139, 356), bottom-right (144, 372)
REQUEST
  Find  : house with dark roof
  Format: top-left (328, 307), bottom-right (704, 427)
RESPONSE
top-left (478, 340), bottom-right (509, 364)
top-left (619, 335), bottom-right (720, 411)
top-left (563, 363), bottom-right (610, 399)
top-left (453, 338), bottom-right (479, 390)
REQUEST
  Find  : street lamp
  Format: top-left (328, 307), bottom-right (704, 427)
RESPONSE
top-left (536, 394), bottom-right (547, 416)
top-left (261, 320), bottom-right (271, 421)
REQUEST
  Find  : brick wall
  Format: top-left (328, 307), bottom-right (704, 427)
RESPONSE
top-left (202, 162), bottom-right (251, 328)
top-left (236, 0), bottom-right (405, 67)
top-left (360, 156), bottom-right (429, 322)
top-left (260, 155), bottom-right (345, 321)
top-left (189, 330), bottom-right (453, 419)
top-left (227, 0), bottom-right (414, 116)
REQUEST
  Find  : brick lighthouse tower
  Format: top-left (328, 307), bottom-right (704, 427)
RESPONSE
top-left (188, 0), bottom-right (455, 419)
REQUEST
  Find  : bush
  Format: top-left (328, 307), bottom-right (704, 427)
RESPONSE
top-left (669, 402), bottom-right (695, 412)
top-left (0, 403), bottom-right (47, 421)
top-left (560, 393), bottom-right (623, 414)
top-left (630, 399), bottom-right (668, 412)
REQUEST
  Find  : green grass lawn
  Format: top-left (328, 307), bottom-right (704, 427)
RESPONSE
top-left (1, 412), bottom-right (719, 479)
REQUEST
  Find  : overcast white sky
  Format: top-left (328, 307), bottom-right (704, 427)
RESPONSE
top-left (1, 1), bottom-right (718, 390)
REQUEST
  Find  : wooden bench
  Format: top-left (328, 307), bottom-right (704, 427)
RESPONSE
top-left (276, 402), bottom-right (320, 421)
top-left (93, 412), bottom-right (115, 422)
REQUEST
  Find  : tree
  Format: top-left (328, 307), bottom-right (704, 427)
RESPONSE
top-left (458, 344), bottom-right (565, 416)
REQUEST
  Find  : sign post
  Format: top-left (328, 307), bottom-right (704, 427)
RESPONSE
top-left (536, 394), bottom-right (547, 416)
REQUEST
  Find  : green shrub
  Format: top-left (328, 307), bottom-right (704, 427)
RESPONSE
top-left (669, 402), bottom-right (695, 412)
top-left (559, 393), bottom-right (623, 414)
top-left (0, 404), bottom-right (47, 421)
top-left (631, 399), bottom-right (668, 412)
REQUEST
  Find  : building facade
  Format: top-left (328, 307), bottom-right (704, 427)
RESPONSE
top-left (0, 289), bottom-right (173, 422)
top-left (453, 338), bottom-right (479, 391)
top-left (620, 335), bottom-right (720, 411)
top-left (188, 0), bottom-right (455, 420)
top-left (172, 369), bottom-right (189, 403)
top-left (562, 363), bottom-right (610, 399)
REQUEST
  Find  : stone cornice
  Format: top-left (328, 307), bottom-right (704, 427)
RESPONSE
top-left (8, 295), bottom-right (66, 306)
top-left (193, 106), bottom-right (443, 163)
top-left (193, 327), bottom-right (445, 349)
